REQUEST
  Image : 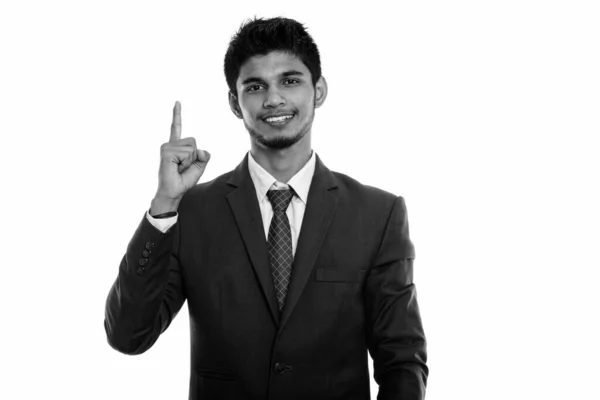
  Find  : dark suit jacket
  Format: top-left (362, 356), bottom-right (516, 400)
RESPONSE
top-left (105, 153), bottom-right (428, 399)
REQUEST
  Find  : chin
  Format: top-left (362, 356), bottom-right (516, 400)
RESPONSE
top-left (265, 137), bottom-right (301, 150)
top-left (247, 126), bottom-right (306, 150)
top-left (257, 134), bottom-right (303, 150)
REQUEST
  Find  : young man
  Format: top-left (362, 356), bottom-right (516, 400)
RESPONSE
top-left (105, 17), bottom-right (428, 400)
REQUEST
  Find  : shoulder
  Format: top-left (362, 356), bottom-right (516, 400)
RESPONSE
top-left (325, 169), bottom-right (411, 227)
top-left (331, 170), bottom-right (402, 208)
top-left (327, 169), bottom-right (413, 255)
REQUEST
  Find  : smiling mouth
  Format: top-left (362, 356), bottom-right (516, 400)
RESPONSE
top-left (262, 114), bottom-right (295, 125)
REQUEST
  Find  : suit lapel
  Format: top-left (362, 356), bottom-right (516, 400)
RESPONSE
top-left (279, 155), bottom-right (338, 329)
top-left (226, 154), bottom-right (281, 325)
top-left (225, 153), bottom-right (339, 330)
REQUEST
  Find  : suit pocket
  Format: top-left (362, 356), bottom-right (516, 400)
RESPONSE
top-left (190, 369), bottom-right (242, 399)
top-left (315, 268), bottom-right (367, 283)
top-left (194, 368), bottom-right (237, 382)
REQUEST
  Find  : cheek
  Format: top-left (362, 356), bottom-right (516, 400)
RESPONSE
top-left (240, 103), bottom-right (256, 120)
top-left (294, 90), bottom-right (315, 110)
top-left (295, 99), bottom-right (315, 116)
top-left (239, 99), bottom-right (261, 120)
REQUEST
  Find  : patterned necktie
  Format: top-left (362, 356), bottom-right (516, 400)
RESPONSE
top-left (267, 189), bottom-right (295, 311)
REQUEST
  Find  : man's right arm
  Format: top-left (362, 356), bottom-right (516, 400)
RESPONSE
top-left (104, 101), bottom-right (210, 355)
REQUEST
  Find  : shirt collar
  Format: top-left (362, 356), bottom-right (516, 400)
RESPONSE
top-left (247, 150), bottom-right (316, 205)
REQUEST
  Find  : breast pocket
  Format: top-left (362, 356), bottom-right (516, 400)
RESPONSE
top-left (313, 267), bottom-right (368, 313)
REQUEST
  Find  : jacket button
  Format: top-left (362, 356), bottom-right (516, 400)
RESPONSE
top-left (274, 362), bottom-right (284, 373)
top-left (138, 258), bottom-right (148, 266)
top-left (142, 249), bottom-right (151, 257)
top-left (145, 241), bottom-right (155, 250)
top-left (136, 266), bottom-right (145, 275)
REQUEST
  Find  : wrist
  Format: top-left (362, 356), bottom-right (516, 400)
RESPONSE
top-left (150, 195), bottom-right (181, 215)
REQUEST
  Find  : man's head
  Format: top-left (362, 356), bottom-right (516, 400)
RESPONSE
top-left (224, 17), bottom-right (322, 98)
top-left (224, 17), bottom-right (327, 150)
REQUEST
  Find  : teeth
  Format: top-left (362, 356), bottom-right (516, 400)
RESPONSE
top-left (265, 115), bottom-right (293, 123)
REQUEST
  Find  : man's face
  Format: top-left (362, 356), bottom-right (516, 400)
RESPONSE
top-left (230, 51), bottom-right (327, 150)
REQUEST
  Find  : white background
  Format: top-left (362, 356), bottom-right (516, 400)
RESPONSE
top-left (1, 0), bottom-right (599, 399)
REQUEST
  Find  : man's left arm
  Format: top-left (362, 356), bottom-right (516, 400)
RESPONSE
top-left (364, 196), bottom-right (428, 400)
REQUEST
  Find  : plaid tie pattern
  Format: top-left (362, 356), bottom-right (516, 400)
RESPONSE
top-left (267, 189), bottom-right (295, 311)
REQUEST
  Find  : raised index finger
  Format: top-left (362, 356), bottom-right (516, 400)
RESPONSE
top-left (170, 101), bottom-right (182, 142)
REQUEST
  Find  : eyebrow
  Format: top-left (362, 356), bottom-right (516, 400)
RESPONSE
top-left (281, 70), bottom-right (305, 78)
top-left (241, 70), bottom-right (305, 86)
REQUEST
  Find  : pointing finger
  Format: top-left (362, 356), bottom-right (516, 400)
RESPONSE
top-left (170, 101), bottom-right (182, 142)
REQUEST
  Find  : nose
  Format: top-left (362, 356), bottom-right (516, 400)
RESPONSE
top-left (263, 86), bottom-right (286, 108)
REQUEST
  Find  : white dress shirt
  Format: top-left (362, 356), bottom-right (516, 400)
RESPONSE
top-left (146, 150), bottom-right (317, 256)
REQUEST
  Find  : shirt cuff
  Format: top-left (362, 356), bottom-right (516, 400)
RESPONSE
top-left (146, 209), bottom-right (178, 233)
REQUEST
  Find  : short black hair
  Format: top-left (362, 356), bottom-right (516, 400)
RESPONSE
top-left (224, 17), bottom-right (322, 97)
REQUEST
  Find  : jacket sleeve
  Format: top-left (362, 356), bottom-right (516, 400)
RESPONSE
top-left (104, 211), bottom-right (186, 355)
top-left (364, 196), bottom-right (428, 399)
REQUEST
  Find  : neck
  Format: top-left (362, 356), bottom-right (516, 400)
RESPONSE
top-left (250, 134), bottom-right (312, 183)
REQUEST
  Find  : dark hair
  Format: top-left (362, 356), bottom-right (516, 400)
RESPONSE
top-left (224, 17), bottom-right (322, 97)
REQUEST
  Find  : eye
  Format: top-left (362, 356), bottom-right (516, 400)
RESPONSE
top-left (246, 84), bottom-right (264, 93)
top-left (283, 78), bottom-right (300, 85)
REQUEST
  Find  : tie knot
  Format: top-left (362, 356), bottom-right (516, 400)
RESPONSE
top-left (267, 189), bottom-right (294, 212)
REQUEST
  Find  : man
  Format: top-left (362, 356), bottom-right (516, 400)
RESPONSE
top-left (105, 17), bottom-right (428, 399)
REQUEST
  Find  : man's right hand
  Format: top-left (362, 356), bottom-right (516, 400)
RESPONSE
top-left (150, 101), bottom-right (211, 215)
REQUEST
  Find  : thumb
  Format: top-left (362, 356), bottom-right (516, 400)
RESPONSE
top-left (196, 149), bottom-right (211, 163)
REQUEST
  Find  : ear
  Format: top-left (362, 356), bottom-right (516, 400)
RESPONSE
top-left (314, 76), bottom-right (328, 109)
top-left (228, 91), bottom-right (243, 119)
